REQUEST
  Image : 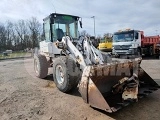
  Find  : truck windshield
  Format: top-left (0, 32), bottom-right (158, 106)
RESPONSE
top-left (52, 15), bottom-right (78, 41)
top-left (113, 32), bottom-right (134, 42)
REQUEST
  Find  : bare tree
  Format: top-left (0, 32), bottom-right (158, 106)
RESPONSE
top-left (0, 17), bottom-right (42, 51)
top-left (28, 17), bottom-right (42, 48)
top-left (14, 20), bottom-right (28, 50)
top-left (103, 33), bottom-right (112, 42)
top-left (97, 34), bottom-right (102, 39)
top-left (103, 33), bottom-right (112, 38)
top-left (5, 21), bottom-right (15, 50)
top-left (0, 24), bottom-right (6, 51)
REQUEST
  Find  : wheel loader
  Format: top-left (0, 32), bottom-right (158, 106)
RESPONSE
top-left (98, 37), bottom-right (112, 52)
top-left (34, 13), bottom-right (160, 113)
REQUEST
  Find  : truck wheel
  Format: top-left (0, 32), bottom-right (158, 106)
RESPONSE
top-left (34, 54), bottom-right (48, 78)
top-left (53, 56), bottom-right (81, 93)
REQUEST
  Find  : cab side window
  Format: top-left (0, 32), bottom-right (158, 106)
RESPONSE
top-left (44, 19), bottom-right (51, 42)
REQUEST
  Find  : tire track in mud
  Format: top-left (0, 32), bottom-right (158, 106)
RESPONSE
top-left (0, 88), bottom-right (48, 120)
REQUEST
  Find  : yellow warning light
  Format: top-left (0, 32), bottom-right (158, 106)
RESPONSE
top-left (126, 28), bottom-right (131, 31)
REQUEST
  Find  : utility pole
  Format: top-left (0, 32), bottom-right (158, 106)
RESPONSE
top-left (91, 16), bottom-right (96, 37)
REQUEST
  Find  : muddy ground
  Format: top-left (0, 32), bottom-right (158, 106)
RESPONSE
top-left (0, 58), bottom-right (160, 120)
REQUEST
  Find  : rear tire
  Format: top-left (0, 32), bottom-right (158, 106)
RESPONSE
top-left (34, 54), bottom-right (48, 78)
top-left (53, 56), bottom-right (81, 93)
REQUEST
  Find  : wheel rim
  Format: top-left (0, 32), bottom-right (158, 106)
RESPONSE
top-left (56, 65), bottom-right (65, 85)
top-left (34, 59), bottom-right (39, 74)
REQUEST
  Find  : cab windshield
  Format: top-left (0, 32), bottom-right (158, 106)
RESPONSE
top-left (52, 15), bottom-right (78, 41)
top-left (100, 39), bottom-right (106, 43)
top-left (113, 31), bottom-right (134, 42)
top-left (100, 38), bottom-right (112, 43)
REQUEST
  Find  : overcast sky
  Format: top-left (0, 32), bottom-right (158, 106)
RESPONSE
top-left (0, 0), bottom-right (160, 36)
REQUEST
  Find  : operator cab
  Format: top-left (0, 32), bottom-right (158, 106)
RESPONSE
top-left (43, 13), bottom-right (81, 42)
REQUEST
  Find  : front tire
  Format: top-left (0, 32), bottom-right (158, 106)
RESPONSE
top-left (34, 54), bottom-right (48, 78)
top-left (53, 56), bottom-right (81, 93)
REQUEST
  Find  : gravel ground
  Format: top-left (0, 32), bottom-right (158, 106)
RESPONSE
top-left (0, 58), bottom-right (160, 120)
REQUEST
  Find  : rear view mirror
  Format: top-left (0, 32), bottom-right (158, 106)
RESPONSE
top-left (135, 33), bottom-right (139, 39)
top-left (79, 17), bottom-right (82, 28)
top-left (79, 21), bottom-right (82, 28)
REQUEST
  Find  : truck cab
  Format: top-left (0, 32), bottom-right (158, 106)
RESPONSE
top-left (112, 29), bottom-right (141, 57)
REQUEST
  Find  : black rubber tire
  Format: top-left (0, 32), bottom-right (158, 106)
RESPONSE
top-left (155, 55), bottom-right (159, 59)
top-left (34, 54), bottom-right (48, 78)
top-left (53, 56), bottom-right (81, 93)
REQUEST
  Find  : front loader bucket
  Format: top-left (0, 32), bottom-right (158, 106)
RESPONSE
top-left (79, 59), bottom-right (160, 113)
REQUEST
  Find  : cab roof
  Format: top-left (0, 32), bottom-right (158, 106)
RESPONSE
top-left (43, 13), bottom-right (80, 21)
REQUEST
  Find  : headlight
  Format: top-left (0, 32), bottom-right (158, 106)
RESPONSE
top-left (126, 49), bottom-right (132, 53)
top-left (128, 48), bottom-right (135, 54)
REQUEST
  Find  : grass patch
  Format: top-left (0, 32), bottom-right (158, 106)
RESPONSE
top-left (0, 52), bottom-right (31, 60)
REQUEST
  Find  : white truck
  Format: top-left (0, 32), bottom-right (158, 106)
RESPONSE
top-left (112, 29), bottom-right (160, 58)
